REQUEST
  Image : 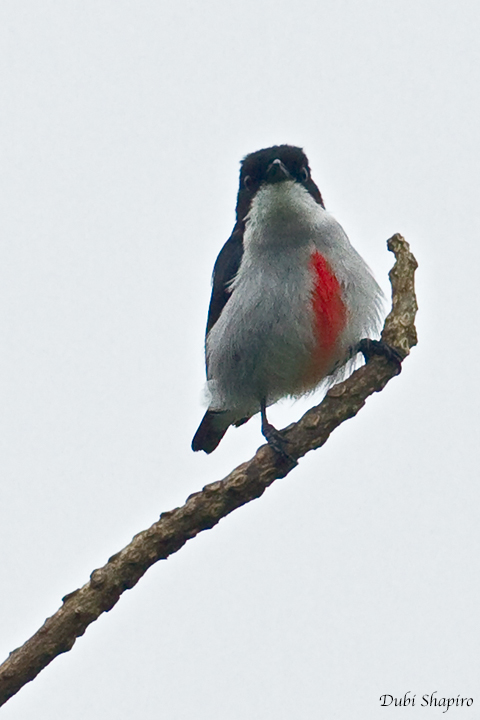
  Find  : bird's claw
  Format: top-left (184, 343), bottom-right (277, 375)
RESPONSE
top-left (261, 421), bottom-right (298, 466)
top-left (357, 338), bottom-right (404, 374)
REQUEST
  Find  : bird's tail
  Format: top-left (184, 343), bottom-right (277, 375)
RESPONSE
top-left (192, 409), bottom-right (251, 453)
top-left (192, 410), bottom-right (232, 453)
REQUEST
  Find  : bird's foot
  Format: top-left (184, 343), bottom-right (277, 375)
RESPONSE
top-left (357, 338), bottom-right (404, 374)
top-left (262, 422), bottom-right (298, 466)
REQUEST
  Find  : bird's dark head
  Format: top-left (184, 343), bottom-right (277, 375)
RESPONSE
top-left (235, 145), bottom-right (324, 221)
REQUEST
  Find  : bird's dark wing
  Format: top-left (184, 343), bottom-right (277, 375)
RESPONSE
top-left (205, 224), bottom-right (244, 337)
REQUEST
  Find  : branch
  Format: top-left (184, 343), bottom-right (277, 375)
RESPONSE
top-left (0, 234), bottom-right (418, 707)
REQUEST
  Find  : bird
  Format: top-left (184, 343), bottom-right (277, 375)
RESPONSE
top-left (192, 144), bottom-right (389, 459)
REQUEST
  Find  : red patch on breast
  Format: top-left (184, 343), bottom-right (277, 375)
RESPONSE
top-left (308, 251), bottom-right (347, 379)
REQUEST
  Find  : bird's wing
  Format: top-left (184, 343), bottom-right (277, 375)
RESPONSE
top-left (205, 225), bottom-right (244, 336)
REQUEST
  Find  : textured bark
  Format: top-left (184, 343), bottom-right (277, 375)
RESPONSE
top-left (0, 234), bottom-right (418, 707)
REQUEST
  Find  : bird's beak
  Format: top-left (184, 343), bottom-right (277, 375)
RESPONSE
top-left (265, 158), bottom-right (291, 183)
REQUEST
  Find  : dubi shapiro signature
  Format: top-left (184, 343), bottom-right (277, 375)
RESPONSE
top-left (379, 692), bottom-right (473, 713)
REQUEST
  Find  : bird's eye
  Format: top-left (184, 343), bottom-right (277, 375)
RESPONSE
top-left (243, 175), bottom-right (252, 190)
top-left (300, 167), bottom-right (309, 182)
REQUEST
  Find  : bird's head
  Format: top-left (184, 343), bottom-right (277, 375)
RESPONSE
top-left (235, 145), bottom-right (324, 222)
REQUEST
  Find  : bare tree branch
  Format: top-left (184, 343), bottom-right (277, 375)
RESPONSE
top-left (0, 234), bottom-right (418, 707)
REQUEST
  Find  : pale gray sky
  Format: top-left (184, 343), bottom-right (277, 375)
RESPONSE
top-left (1, 1), bottom-right (479, 718)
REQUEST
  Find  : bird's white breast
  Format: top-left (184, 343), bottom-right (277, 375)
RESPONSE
top-left (206, 181), bottom-right (384, 417)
